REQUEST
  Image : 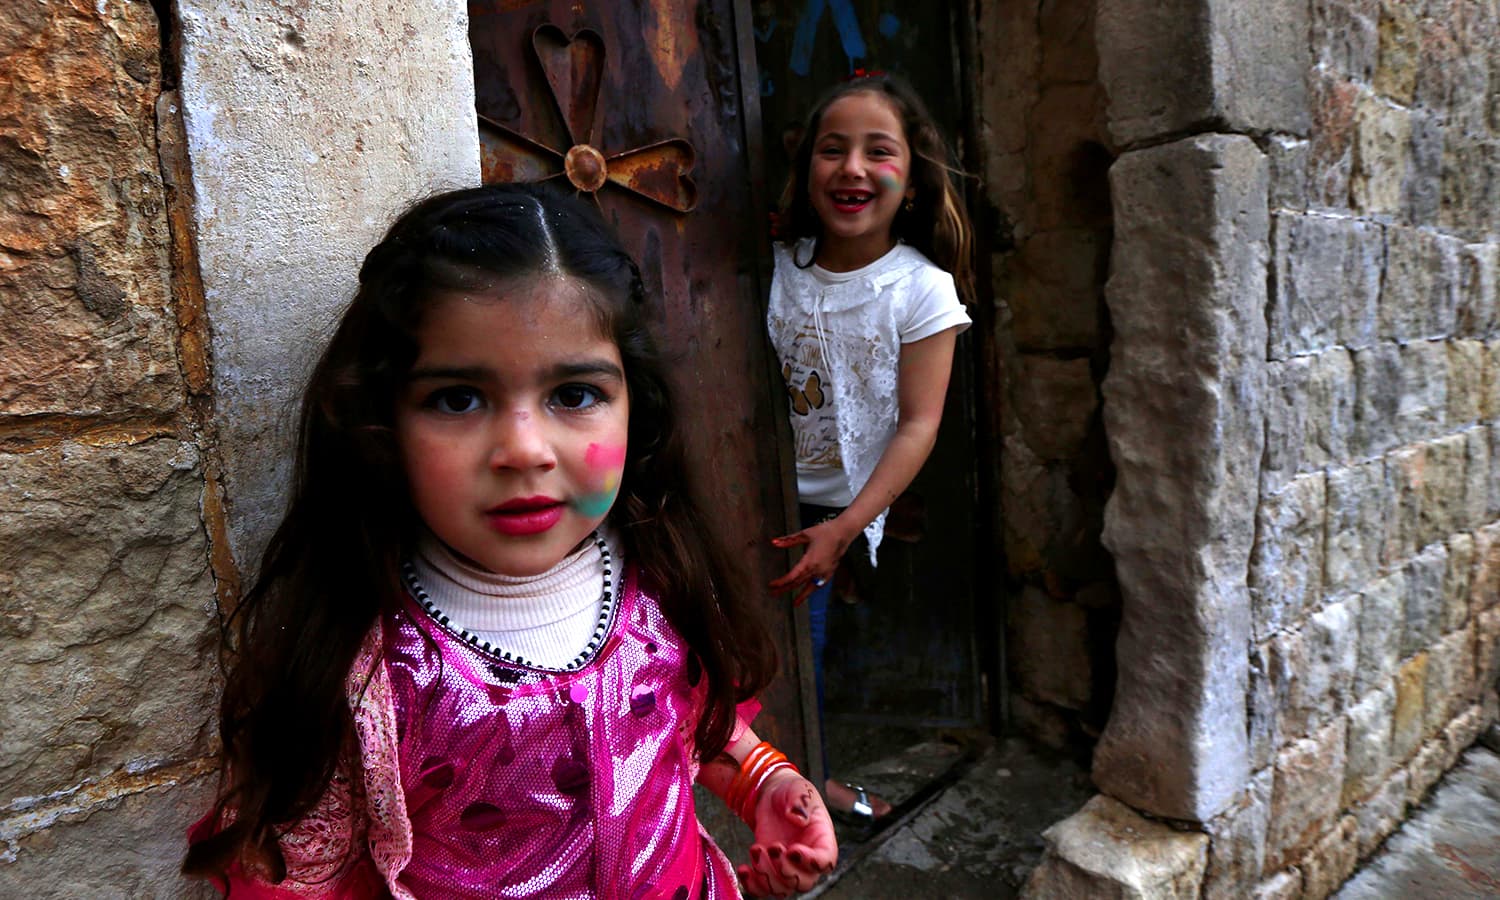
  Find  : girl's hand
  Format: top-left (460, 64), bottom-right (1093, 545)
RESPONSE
top-left (769, 518), bottom-right (855, 605)
top-left (735, 768), bottom-right (838, 897)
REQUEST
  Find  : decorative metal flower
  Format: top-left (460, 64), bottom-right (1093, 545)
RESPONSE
top-left (478, 25), bottom-right (698, 213)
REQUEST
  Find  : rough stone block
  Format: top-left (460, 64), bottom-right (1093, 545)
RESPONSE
top-left (1442, 703), bottom-right (1487, 766)
top-left (1309, 73), bottom-right (1359, 210)
top-left (1313, 0), bottom-right (1380, 82)
top-left (1402, 544), bottom-right (1448, 659)
top-left (1384, 445), bottom-right (1424, 566)
top-left (1382, 229), bottom-right (1459, 345)
top-left (1355, 570), bottom-right (1406, 697)
top-left (1022, 794), bottom-right (1210, 900)
top-left (1308, 349), bottom-right (1356, 467)
top-left (1405, 730), bottom-right (1452, 806)
top-left (1202, 767), bottom-right (1273, 900)
top-left (1267, 137), bottom-right (1310, 213)
top-left (1005, 229), bottom-right (1107, 351)
top-left (1473, 523), bottom-right (1500, 615)
top-left (1457, 243), bottom-right (1498, 338)
top-left (1353, 766), bottom-right (1408, 858)
top-left (1097, 0), bottom-right (1310, 146)
top-left (0, 439), bottom-right (218, 800)
top-left (1326, 459), bottom-right (1392, 597)
top-left (1250, 474), bottom-right (1327, 642)
top-left (1299, 814), bottom-right (1359, 899)
top-left (1447, 340), bottom-right (1486, 428)
top-left (1263, 357), bottom-right (1312, 492)
top-left (0, 0), bottom-right (187, 420)
top-left (1267, 718), bottom-right (1348, 872)
top-left (1424, 626), bottom-right (1477, 737)
top-left (1351, 93), bottom-right (1411, 217)
top-left (1011, 587), bottom-right (1093, 710)
top-left (1352, 343), bottom-right (1402, 458)
top-left (1252, 869), bottom-right (1302, 900)
top-left (1484, 340), bottom-right (1500, 421)
top-left (1270, 213), bottom-right (1383, 358)
top-left (1464, 428), bottom-right (1491, 531)
top-left (1017, 355), bottom-right (1099, 460)
top-left (1439, 137), bottom-right (1500, 240)
top-left (1098, 135), bottom-right (1267, 821)
top-left (1374, 0), bottom-right (1422, 103)
top-left (1343, 682), bottom-right (1397, 807)
top-left (1392, 651), bottom-right (1429, 763)
top-left (1249, 641), bottom-right (1280, 773)
top-left (1416, 433), bottom-right (1465, 549)
top-left (1403, 109), bottom-right (1445, 226)
top-left (1444, 533), bottom-right (1476, 634)
top-left (1396, 340), bottom-right (1449, 447)
top-left (0, 769), bottom-right (218, 899)
top-left (1491, 424), bottom-right (1500, 520)
top-left (1271, 596), bottom-right (1359, 741)
top-left (1475, 606), bottom-right (1500, 698)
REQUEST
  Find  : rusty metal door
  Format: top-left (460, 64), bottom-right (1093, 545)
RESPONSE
top-left (468, 1), bottom-right (812, 807)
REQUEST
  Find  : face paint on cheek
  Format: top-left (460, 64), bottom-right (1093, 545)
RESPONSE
top-left (572, 443), bottom-right (628, 518)
top-left (874, 165), bottom-right (903, 193)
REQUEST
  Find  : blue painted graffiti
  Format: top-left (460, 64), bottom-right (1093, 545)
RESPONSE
top-left (789, 0), bottom-right (867, 77)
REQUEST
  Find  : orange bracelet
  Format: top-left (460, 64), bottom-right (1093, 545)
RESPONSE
top-left (727, 741), bottom-right (799, 828)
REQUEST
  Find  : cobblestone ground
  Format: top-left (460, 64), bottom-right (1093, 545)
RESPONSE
top-left (1335, 741), bottom-right (1500, 899)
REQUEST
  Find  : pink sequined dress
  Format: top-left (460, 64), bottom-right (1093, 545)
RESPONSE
top-left (198, 566), bottom-right (745, 900)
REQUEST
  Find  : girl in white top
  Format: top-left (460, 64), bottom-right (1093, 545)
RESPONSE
top-left (766, 72), bottom-right (976, 824)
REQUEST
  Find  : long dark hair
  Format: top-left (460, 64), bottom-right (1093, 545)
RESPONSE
top-left (184, 182), bottom-right (775, 881)
top-left (779, 72), bottom-right (975, 302)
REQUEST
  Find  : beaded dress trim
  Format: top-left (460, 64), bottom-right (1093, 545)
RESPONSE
top-left (399, 532), bottom-right (615, 672)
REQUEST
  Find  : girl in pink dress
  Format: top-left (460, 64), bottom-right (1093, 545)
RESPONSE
top-left (183, 183), bottom-right (836, 899)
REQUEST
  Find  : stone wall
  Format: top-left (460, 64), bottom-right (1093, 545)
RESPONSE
top-left (0, 1), bottom-right (477, 895)
top-left (0, 2), bottom-right (221, 894)
top-left (974, 0), bottom-right (1121, 754)
top-left (1021, 0), bottom-right (1500, 897)
top-left (1216, 0), bottom-right (1500, 895)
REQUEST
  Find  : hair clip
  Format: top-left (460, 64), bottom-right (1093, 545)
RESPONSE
top-left (845, 67), bottom-right (887, 81)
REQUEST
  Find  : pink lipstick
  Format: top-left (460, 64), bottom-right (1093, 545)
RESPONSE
top-left (486, 496), bottom-right (564, 536)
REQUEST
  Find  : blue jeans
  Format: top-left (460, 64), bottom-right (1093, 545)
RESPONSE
top-left (800, 504), bottom-right (841, 777)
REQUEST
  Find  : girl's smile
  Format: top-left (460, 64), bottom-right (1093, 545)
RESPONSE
top-left (395, 278), bottom-right (630, 577)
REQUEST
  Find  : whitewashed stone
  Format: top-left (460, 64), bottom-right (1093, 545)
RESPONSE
top-left (1098, 135), bottom-right (1266, 821)
top-left (1351, 343), bottom-right (1401, 458)
top-left (1022, 794), bottom-right (1210, 900)
top-left (1325, 458), bottom-right (1392, 597)
top-left (0, 440), bottom-right (218, 800)
top-left (1342, 682), bottom-right (1396, 806)
top-left (1267, 719), bottom-right (1348, 871)
top-left (1250, 474), bottom-right (1327, 641)
top-left (1356, 570), bottom-right (1406, 697)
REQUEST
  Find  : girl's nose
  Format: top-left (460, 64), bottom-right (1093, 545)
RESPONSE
top-left (838, 151), bottom-right (866, 177)
top-left (489, 411), bottom-right (557, 471)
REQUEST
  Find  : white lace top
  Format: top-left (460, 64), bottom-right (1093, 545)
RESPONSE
top-left (768, 240), bottom-right (970, 562)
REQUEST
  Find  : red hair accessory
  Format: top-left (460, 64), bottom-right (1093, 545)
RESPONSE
top-left (846, 67), bottom-right (886, 81)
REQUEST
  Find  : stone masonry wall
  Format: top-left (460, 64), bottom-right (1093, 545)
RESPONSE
top-left (0, 2), bottom-right (221, 895)
top-left (974, 0), bottom-right (1121, 755)
top-left (1212, 1), bottom-right (1500, 896)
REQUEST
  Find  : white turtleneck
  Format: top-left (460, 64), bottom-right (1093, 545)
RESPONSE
top-left (410, 528), bottom-right (622, 669)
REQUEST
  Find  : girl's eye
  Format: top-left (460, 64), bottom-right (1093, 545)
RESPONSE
top-left (427, 386), bottom-right (483, 414)
top-left (553, 384), bottom-right (603, 410)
